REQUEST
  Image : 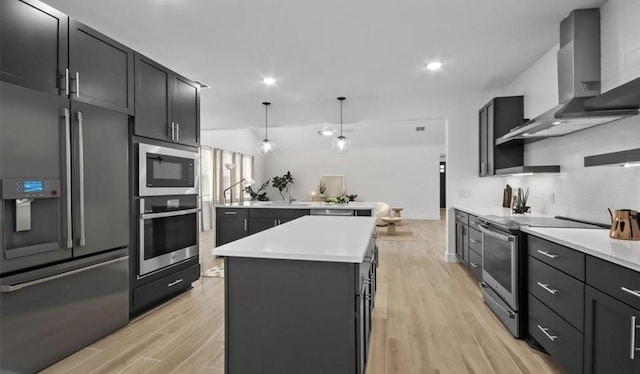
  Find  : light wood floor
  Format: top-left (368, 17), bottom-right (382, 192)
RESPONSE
top-left (42, 214), bottom-right (564, 374)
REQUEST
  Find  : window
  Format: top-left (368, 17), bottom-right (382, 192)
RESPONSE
top-left (213, 149), bottom-right (254, 204)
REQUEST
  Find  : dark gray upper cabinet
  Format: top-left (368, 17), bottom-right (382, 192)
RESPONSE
top-left (134, 53), bottom-right (200, 147)
top-left (0, 0), bottom-right (68, 96)
top-left (1, 0), bottom-right (134, 115)
top-left (478, 96), bottom-right (524, 177)
top-left (69, 20), bottom-right (134, 115)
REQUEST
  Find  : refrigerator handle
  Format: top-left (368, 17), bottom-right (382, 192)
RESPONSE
top-left (64, 108), bottom-right (73, 249)
top-left (77, 111), bottom-right (86, 246)
top-left (0, 256), bottom-right (129, 293)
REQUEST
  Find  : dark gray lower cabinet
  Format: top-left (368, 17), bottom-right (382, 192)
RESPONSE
top-left (224, 241), bottom-right (377, 374)
top-left (215, 208), bottom-right (248, 246)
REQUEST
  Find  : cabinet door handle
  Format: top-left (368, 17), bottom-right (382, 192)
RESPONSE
top-left (455, 214), bottom-right (464, 219)
top-left (537, 325), bottom-right (558, 342)
top-left (169, 122), bottom-right (175, 140)
top-left (274, 219), bottom-right (278, 226)
top-left (630, 316), bottom-right (640, 359)
top-left (224, 211), bottom-right (237, 215)
top-left (470, 239), bottom-right (481, 244)
top-left (75, 72), bottom-right (80, 98)
top-left (536, 250), bottom-right (558, 259)
top-left (537, 282), bottom-right (558, 295)
top-left (622, 287), bottom-right (640, 299)
top-left (63, 68), bottom-right (69, 96)
top-left (77, 111), bottom-right (86, 246)
top-left (244, 218), bottom-right (247, 232)
top-left (176, 123), bottom-right (180, 141)
top-left (470, 262), bottom-right (479, 268)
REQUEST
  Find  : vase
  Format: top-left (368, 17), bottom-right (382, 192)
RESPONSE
top-left (512, 206), bottom-right (530, 215)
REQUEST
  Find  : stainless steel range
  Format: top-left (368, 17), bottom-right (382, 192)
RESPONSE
top-left (478, 215), bottom-right (607, 338)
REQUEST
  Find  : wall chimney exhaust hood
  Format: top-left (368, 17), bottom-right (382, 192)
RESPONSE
top-left (496, 9), bottom-right (639, 146)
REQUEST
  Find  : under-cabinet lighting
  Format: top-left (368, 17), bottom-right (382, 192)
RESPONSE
top-left (584, 148), bottom-right (640, 168)
top-left (623, 162), bottom-right (640, 168)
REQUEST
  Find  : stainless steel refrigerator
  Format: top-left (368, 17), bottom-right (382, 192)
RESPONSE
top-left (0, 81), bottom-right (130, 373)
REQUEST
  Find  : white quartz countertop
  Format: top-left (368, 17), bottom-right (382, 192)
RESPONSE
top-left (454, 205), bottom-right (553, 218)
top-left (522, 227), bottom-right (640, 272)
top-left (212, 215), bottom-right (377, 262)
top-left (216, 201), bottom-right (376, 210)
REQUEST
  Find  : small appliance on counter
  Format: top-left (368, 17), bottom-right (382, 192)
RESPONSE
top-left (609, 209), bottom-right (640, 240)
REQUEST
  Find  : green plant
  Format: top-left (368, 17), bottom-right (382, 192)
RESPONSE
top-left (244, 179), bottom-right (270, 201)
top-left (513, 187), bottom-right (530, 212)
top-left (272, 171), bottom-right (294, 200)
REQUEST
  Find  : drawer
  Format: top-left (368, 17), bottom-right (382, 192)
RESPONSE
top-left (468, 249), bottom-right (482, 281)
top-left (454, 210), bottom-right (468, 225)
top-left (468, 227), bottom-right (482, 254)
top-left (528, 257), bottom-right (585, 331)
top-left (132, 263), bottom-right (200, 313)
top-left (528, 295), bottom-right (584, 374)
top-left (468, 214), bottom-right (482, 231)
top-left (217, 208), bottom-right (248, 219)
top-left (586, 256), bottom-right (640, 311)
top-left (527, 235), bottom-right (585, 281)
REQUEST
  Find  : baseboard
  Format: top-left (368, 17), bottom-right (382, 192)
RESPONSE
top-left (445, 253), bottom-right (459, 262)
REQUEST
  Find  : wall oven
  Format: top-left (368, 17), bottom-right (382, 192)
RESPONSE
top-left (478, 220), bottom-right (522, 338)
top-left (139, 143), bottom-right (198, 196)
top-left (138, 195), bottom-right (199, 277)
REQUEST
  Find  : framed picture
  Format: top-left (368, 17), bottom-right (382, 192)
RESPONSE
top-left (321, 175), bottom-right (345, 198)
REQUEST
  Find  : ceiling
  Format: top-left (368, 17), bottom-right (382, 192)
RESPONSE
top-left (45, 0), bottom-right (603, 130)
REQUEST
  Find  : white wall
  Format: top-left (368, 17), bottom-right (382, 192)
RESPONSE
top-left (200, 128), bottom-right (266, 187)
top-left (263, 145), bottom-right (444, 219)
top-left (500, 0), bottom-right (640, 225)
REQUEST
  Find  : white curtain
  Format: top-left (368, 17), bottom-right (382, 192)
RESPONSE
top-left (200, 146), bottom-right (213, 230)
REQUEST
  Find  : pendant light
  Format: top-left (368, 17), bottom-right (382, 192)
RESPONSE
top-left (257, 102), bottom-right (276, 156)
top-left (331, 97), bottom-right (351, 154)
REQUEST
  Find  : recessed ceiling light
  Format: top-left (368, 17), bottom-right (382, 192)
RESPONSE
top-left (318, 126), bottom-right (334, 136)
top-left (262, 77), bottom-right (276, 86)
top-left (426, 61), bottom-right (443, 71)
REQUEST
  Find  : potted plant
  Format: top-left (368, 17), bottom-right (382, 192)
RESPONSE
top-left (244, 180), bottom-right (270, 201)
top-left (272, 171), bottom-right (294, 201)
top-left (512, 187), bottom-right (530, 214)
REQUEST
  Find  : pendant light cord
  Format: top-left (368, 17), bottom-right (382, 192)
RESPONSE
top-left (337, 97), bottom-right (346, 137)
top-left (263, 102), bottom-right (270, 139)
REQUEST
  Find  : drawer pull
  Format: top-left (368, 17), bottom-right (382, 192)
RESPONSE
top-left (470, 239), bottom-right (481, 244)
top-left (537, 325), bottom-right (558, 342)
top-left (537, 282), bottom-right (558, 295)
top-left (631, 316), bottom-right (640, 359)
top-left (536, 250), bottom-right (558, 259)
top-left (224, 211), bottom-right (237, 215)
top-left (456, 215), bottom-right (464, 219)
top-left (470, 262), bottom-right (479, 268)
top-left (621, 287), bottom-right (640, 299)
top-left (168, 279), bottom-right (184, 288)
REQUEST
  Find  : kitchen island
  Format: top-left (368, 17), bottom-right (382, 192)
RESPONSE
top-left (213, 215), bottom-right (378, 374)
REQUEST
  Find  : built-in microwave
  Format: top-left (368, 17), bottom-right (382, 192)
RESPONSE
top-left (139, 143), bottom-right (198, 196)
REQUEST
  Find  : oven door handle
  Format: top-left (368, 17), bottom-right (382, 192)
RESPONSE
top-left (141, 208), bottom-right (200, 220)
top-left (478, 224), bottom-right (514, 242)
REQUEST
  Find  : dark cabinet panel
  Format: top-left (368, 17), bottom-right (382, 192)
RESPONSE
top-left (529, 295), bottom-right (584, 374)
top-left (586, 256), bottom-right (640, 311)
top-left (216, 217), bottom-right (248, 247)
top-left (478, 96), bottom-right (524, 177)
top-left (0, 0), bottom-right (68, 96)
top-left (455, 221), bottom-right (468, 265)
top-left (172, 76), bottom-right (200, 146)
top-left (70, 102), bottom-right (129, 257)
top-left (134, 55), bottom-right (171, 142)
top-left (134, 53), bottom-right (199, 146)
top-left (527, 235), bottom-right (585, 281)
top-left (584, 286), bottom-right (640, 374)
top-left (528, 257), bottom-right (585, 331)
top-left (69, 20), bottom-right (134, 114)
top-left (248, 218), bottom-right (276, 235)
top-left (468, 249), bottom-right (482, 281)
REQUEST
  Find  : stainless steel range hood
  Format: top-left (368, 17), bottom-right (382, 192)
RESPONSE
top-left (497, 9), bottom-right (639, 145)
